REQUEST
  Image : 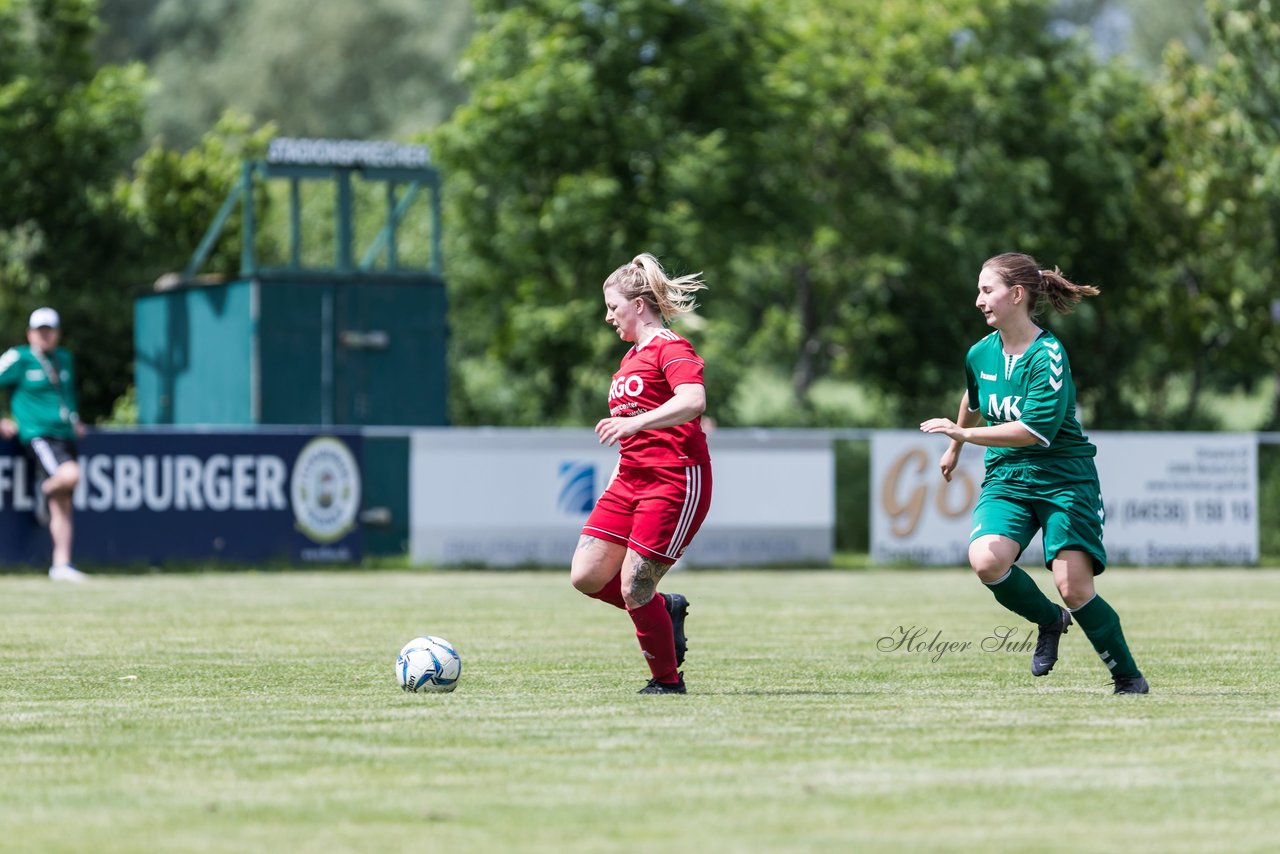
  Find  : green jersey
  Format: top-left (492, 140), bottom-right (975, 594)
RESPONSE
top-left (0, 344), bottom-right (80, 443)
top-left (964, 329), bottom-right (1095, 474)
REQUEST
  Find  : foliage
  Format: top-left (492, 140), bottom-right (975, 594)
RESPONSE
top-left (97, 0), bottom-right (473, 149)
top-left (1052, 0), bottom-right (1210, 69)
top-left (438, 0), bottom-right (1176, 428)
top-left (1137, 0), bottom-right (1280, 427)
top-left (1119, 0), bottom-right (1210, 67)
top-left (1262, 444), bottom-right (1280, 557)
top-left (6, 0), bottom-right (1275, 433)
top-left (435, 0), bottom-right (1278, 431)
top-left (1, 2), bottom-right (282, 423)
top-left (726, 0), bottom-right (1167, 425)
top-left (0, 0), bottom-right (147, 421)
top-left (834, 439), bottom-right (871, 551)
top-left (1202, 0), bottom-right (1280, 428)
top-left (116, 111), bottom-right (276, 279)
top-left (100, 381), bottom-right (137, 425)
top-left (434, 0), bottom-right (779, 426)
top-left (91, 0), bottom-right (165, 66)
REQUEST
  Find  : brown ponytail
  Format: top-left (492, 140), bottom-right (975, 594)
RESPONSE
top-left (982, 253), bottom-right (1099, 319)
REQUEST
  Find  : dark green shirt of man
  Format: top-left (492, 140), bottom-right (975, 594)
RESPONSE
top-left (0, 342), bottom-right (81, 443)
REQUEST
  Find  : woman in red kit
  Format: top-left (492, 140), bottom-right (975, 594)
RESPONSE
top-left (570, 253), bottom-right (713, 694)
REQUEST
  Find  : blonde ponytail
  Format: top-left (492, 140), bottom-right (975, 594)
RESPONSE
top-left (604, 253), bottom-right (706, 323)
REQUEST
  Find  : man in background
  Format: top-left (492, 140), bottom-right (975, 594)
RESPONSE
top-left (1, 307), bottom-right (89, 581)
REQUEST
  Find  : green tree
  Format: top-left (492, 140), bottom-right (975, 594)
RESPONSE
top-left (1141, 0), bottom-right (1280, 428)
top-left (1, 0), bottom-right (147, 421)
top-left (117, 0), bottom-right (473, 149)
top-left (92, 0), bottom-right (166, 65)
top-left (1052, 0), bottom-right (1209, 69)
top-left (433, 0), bottom-right (1182, 429)
top-left (433, 0), bottom-right (779, 426)
top-left (729, 0), bottom-right (1162, 426)
top-left (116, 111), bottom-right (276, 280)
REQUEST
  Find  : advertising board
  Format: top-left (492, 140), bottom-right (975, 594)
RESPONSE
top-left (871, 430), bottom-right (1258, 566)
top-left (0, 431), bottom-right (362, 567)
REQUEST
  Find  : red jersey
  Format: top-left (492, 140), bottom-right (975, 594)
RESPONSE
top-left (608, 329), bottom-right (710, 467)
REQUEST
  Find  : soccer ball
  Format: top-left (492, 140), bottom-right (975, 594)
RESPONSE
top-left (396, 635), bottom-right (461, 693)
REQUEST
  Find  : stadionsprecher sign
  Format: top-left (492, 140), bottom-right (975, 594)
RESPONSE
top-left (871, 430), bottom-right (1258, 566)
top-left (0, 432), bottom-right (362, 567)
top-left (266, 137), bottom-right (431, 170)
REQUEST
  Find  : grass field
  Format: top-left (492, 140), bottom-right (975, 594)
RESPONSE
top-left (2, 567), bottom-right (1278, 853)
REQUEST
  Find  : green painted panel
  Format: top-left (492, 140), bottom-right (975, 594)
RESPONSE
top-left (258, 282), bottom-right (328, 425)
top-left (361, 435), bottom-right (410, 555)
top-left (134, 294), bottom-right (170, 424)
top-left (137, 276), bottom-right (447, 427)
top-left (334, 282), bottom-right (448, 425)
top-left (134, 282), bottom-right (253, 424)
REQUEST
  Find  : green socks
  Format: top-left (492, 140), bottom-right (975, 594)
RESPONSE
top-left (984, 567), bottom-right (1143, 680)
top-left (1071, 594), bottom-right (1142, 679)
top-left (983, 565), bottom-right (1061, 626)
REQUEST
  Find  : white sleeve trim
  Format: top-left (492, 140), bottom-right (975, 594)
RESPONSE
top-left (1017, 421), bottom-right (1050, 447)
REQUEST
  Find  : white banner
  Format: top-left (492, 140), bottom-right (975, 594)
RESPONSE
top-left (872, 430), bottom-right (1258, 566)
top-left (410, 429), bottom-right (833, 567)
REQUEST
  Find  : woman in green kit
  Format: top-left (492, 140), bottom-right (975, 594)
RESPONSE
top-left (920, 252), bottom-right (1148, 694)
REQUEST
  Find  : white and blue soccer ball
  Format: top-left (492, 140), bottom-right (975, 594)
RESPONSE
top-left (396, 635), bottom-right (461, 693)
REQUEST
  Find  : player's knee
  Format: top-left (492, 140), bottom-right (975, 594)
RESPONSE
top-left (621, 582), bottom-right (655, 610)
top-left (47, 462), bottom-right (80, 493)
top-left (968, 545), bottom-right (1011, 582)
top-left (569, 563), bottom-right (602, 595)
top-left (1055, 578), bottom-right (1093, 610)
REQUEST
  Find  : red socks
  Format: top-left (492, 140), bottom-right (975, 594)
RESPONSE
top-left (627, 594), bottom-right (679, 684)
top-left (586, 572), bottom-right (627, 610)
top-left (586, 575), bottom-right (679, 684)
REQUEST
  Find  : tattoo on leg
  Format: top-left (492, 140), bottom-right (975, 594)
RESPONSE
top-left (628, 553), bottom-right (671, 606)
top-left (576, 535), bottom-right (601, 553)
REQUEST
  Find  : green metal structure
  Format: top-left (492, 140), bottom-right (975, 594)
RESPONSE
top-left (183, 138), bottom-right (444, 282)
top-left (134, 140), bottom-right (446, 555)
top-left (134, 139), bottom-right (448, 428)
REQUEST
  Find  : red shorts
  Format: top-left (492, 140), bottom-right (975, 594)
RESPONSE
top-left (582, 462), bottom-right (712, 563)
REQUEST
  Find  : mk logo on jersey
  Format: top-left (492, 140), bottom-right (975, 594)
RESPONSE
top-left (987, 394), bottom-right (1023, 421)
top-left (609, 375), bottom-right (645, 398)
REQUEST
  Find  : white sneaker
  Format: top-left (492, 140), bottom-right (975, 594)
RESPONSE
top-left (49, 564), bottom-right (88, 582)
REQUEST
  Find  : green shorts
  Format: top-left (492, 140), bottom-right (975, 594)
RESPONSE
top-left (970, 460), bottom-right (1107, 574)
